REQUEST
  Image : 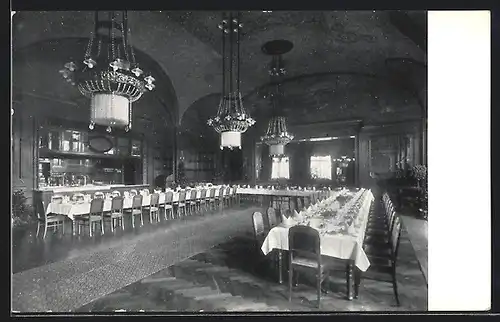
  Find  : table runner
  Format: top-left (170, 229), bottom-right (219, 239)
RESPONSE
top-left (261, 189), bottom-right (374, 271)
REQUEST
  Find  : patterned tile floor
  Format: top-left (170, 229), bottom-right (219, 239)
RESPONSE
top-left (78, 224), bottom-right (427, 312)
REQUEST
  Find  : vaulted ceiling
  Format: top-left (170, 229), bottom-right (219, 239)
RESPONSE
top-left (12, 10), bottom-right (426, 148)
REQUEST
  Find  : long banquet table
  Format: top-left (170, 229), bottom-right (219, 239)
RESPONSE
top-left (260, 188), bottom-right (374, 300)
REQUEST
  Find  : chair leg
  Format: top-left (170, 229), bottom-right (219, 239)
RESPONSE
top-left (101, 220), bottom-right (104, 235)
top-left (140, 214), bottom-right (144, 226)
top-left (62, 220), bottom-right (65, 235)
top-left (392, 275), bottom-right (400, 306)
top-left (36, 223), bottom-right (40, 237)
top-left (43, 223), bottom-right (48, 239)
top-left (288, 266), bottom-right (293, 302)
top-left (89, 222), bottom-right (93, 237)
top-left (317, 270), bottom-right (322, 308)
top-left (110, 219), bottom-right (114, 232)
top-left (354, 269), bottom-right (361, 299)
top-left (132, 215), bottom-right (136, 228)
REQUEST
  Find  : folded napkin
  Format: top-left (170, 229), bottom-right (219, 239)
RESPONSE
top-left (281, 215), bottom-right (297, 227)
top-left (292, 210), bottom-right (304, 222)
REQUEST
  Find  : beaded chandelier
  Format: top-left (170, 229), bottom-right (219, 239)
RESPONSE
top-left (59, 11), bottom-right (155, 133)
top-left (207, 12), bottom-right (255, 150)
top-left (261, 53), bottom-right (294, 157)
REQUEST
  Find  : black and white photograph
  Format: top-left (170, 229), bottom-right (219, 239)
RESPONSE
top-left (10, 9), bottom-right (491, 314)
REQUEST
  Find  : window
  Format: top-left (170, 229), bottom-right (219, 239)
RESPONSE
top-left (310, 155), bottom-right (332, 179)
top-left (271, 157), bottom-right (290, 179)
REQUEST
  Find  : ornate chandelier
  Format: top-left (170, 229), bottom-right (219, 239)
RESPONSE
top-left (207, 12), bottom-right (255, 150)
top-left (59, 11), bottom-right (155, 133)
top-left (261, 48), bottom-right (294, 157)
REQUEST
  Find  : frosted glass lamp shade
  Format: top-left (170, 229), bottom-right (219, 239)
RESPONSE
top-left (269, 144), bottom-right (285, 156)
top-left (220, 131), bottom-right (241, 149)
top-left (91, 94), bottom-right (130, 127)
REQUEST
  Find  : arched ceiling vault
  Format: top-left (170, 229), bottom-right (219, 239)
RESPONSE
top-left (12, 10), bottom-right (426, 128)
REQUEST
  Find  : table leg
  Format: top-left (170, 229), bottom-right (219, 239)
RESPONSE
top-left (346, 261), bottom-right (354, 300)
top-left (354, 268), bottom-right (361, 299)
top-left (278, 250), bottom-right (283, 284)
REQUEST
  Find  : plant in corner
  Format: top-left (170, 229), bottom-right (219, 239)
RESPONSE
top-left (410, 165), bottom-right (428, 220)
top-left (12, 189), bottom-right (34, 227)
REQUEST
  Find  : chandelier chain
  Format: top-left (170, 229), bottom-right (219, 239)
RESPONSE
top-left (111, 12), bottom-right (116, 61)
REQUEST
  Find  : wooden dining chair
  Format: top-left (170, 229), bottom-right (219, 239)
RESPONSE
top-left (174, 190), bottom-right (187, 218)
top-left (215, 187), bottom-right (225, 209)
top-left (359, 216), bottom-right (402, 306)
top-left (252, 211), bottom-right (266, 252)
top-left (104, 196), bottom-right (124, 232)
top-left (36, 200), bottom-right (66, 238)
top-left (224, 186), bottom-right (232, 207)
top-left (266, 207), bottom-right (279, 231)
top-left (206, 187), bottom-right (215, 211)
top-left (162, 191), bottom-right (174, 220)
top-left (288, 225), bottom-right (332, 308)
top-left (187, 189), bottom-right (198, 215)
top-left (76, 198), bottom-right (105, 237)
top-left (148, 193), bottom-right (160, 223)
top-left (129, 194), bottom-right (144, 228)
top-left (232, 186), bottom-right (239, 206)
top-left (197, 188), bottom-right (207, 213)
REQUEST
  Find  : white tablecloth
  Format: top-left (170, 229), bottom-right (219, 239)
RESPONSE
top-left (261, 189), bottom-right (374, 271)
top-left (236, 188), bottom-right (324, 197)
top-left (46, 186), bottom-right (235, 221)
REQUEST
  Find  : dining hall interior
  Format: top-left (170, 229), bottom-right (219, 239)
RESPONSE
top-left (11, 9), bottom-right (465, 313)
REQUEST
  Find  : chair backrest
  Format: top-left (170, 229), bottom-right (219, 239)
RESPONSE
top-left (289, 199), bottom-right (296, 212)
top-left (289, 225), bottom-right (321, 265)
top-left (132, 194), bottom-right (143, 209)
top-left (391, 215), bottom-right (402, 258)
top-left (297, 197), bottom-right (303, 211)
top-left (111, 196), bottom-right (124, 212)
top-left (37, 200), bottom-right (46, 220)
top-left (90, 198), bottom-right (105, 214)
top-left (200, 188), bottom-right (207, 198)
top-left (266, 207), bottom-right (278, 229)
top-left (209, 187), bottom-right (216, 198)
top-left (190, 189), bottom-right (197, 200)
top-left (150, 193), bottom-right (160, 208)
top-left (387, 208), bottom-right (397, 232)
top-left (225, 187), bottom-right (231, 196)
top-left (130, 189), bottom-right (138, 196)
top-left (218, 187), bottom-right (225, 197)
top-left (165, 191), bottom-right (173, 203)
top-left (94, 192), bottom-right (104, 199)
top-left (304, 197), bottom-right (310, 209)
top-left (252, 212), bottom-right (265, 241)
top-left (178, 190), bottom-right (186, 202)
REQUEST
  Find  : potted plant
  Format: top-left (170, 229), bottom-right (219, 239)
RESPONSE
top-left (410, 165), bottom-right (428, 220)
top-left (12, 189), bottom-right (34, 228)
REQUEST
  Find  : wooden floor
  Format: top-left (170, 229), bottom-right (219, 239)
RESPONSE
top-left (78, 227), bottom-right (428, 312)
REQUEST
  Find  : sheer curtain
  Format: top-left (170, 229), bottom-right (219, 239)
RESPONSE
top-left (310, 155), bottom-right (332, 179)
top-left (271, 157), bottom-right (290, 179)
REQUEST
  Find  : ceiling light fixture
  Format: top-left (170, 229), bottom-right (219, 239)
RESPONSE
top-left (59, 11), bottom-right (154, 133)
top-left (207, 12), bottom-right (255, 150)
top-left (261, 40), bottom-right (294, 157)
